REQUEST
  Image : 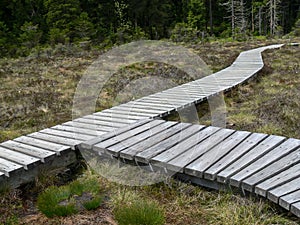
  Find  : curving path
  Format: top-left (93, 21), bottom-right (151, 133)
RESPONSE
top-left (2, 43), bottom-right (300, 218)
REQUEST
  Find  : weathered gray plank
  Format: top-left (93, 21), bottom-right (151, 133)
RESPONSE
top-left (144, 96), bottom-right (193, 105)
top-left (279, 190), bottom-right (300, 210)
top-left (14, 136), bottom-right (70, 155)
top-left (0, 146), bottom-right (40, 170)
top-left (80, 119), bottom-right (152, 150)
top-left (161, 90), bottom-right (207, 98)
top-left (74, 117), bottom-right (125, 128)
top-left (28, 132), bottom-right (82, 147)
top-left (113, 105), bottom-right (167, 115)
top-left (267, 177), bottom-right (300, 204)
top-left (63, 121), bottom-right (115, 132)
top-left (152, 93), bottom-right (199, 102)
top-left (94, 111), bottom-right (148, 121)
top-left (84, 114), bottom-right (137, 124)
top-left (124, 101), bottom-right (175, 111)
top-left (216, 135), bottom-right (286, 184)
top-left (137, 97), bottom-right (184, 107)
top-left (291, 202), bottom-right (300, 218)
top-left (136, 124), bottom-right (203, 164)
top-left (203, 133), bottom-right (268, 181)
top-left (151, 126), bottom-right (220, 168)
top-left (0, 140), bottom-right (56, 163)
top-left (185, 130), bottom-right (251, 178)
top-left (255, 163), bottom-right (300, 197)
top-left (122, 123), bottom-right (192, 161)
top-left (230, 138), bottom-right (300, 188)
top-left (116, 121), bottom-right (179, 159)
top-left (131, 100), bottom-right (177, 109)
top-left (0, 157), bottom-right (23, 177)
top-left (52, 124), bottom-right (105, 137)
top-left (40, 128), bottom-right (95, 141)
top-left (167, 128), bottom-right (235, 173)
top-left (93, 119), bottom-right (165, 153)
top-left (103, 108), bottom-right (157, 118)
top-left (241, 147), bottom-right (300, 192)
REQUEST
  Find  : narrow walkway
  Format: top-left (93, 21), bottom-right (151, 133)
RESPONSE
top-left (80, 119), bottom-right (300, 218)
top-left (2, 43), bottom-right (299, 218)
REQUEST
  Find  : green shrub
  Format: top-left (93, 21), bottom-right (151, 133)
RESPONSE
top-left (114, 199), bottom-right (165, 225)
top-left (37, 177), bottom-right (103, 218)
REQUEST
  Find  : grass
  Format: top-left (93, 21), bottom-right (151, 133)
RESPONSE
top-left (0, 37), bottom-right (300, 224)
top-left (223, 43), bottom-right (300, 138)
top-left (37, 176), bottom-right (104, 218)
top-left (113, 195), bottom-right (165, 225)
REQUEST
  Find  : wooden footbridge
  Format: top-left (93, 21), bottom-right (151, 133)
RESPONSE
top-left (1, 43), bottom-right (300, 218)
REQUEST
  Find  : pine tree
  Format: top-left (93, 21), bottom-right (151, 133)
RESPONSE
top-left (44, 0), bottom-right (81, 43)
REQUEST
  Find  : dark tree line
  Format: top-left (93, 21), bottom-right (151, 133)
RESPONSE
top-left (0, 0), bottom-right (299, 56)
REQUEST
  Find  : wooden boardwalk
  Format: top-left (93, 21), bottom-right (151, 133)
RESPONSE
top-left (2, 43), bottom-right (300, 217)
top-left (80, 119), bottom-right (300, 218)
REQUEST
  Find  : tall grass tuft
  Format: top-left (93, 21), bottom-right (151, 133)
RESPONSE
top-left (114, 199), bottom-right (165, 225)
top-left (37, 176), bottom-right (103, 218)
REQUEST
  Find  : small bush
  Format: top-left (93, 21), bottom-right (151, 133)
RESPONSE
top-left (37, 177), bottom-right (103, 218)
top-left (114, 199), bottom-right (165, 225)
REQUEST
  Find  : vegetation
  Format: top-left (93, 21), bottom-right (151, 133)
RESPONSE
top-left (0, 0), bottom-right (299, 57)
top-left (37, 176), bottom-right (104, 218)
top-left (0, 1), bottom-right (299, 224)
top-left (113, 195), bottom-right (165, 225)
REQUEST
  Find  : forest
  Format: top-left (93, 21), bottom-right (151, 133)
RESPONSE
top-left (0, 0), bottom-right (299, 57)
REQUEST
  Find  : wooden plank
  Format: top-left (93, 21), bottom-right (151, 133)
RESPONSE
top-left (185, 130), bottom-right (251, 178)
top-left (151, 126), bottom-right (219, 167)
top-left (241, 147), bottom-right (300, 192)
top-left (52, 124), bottom-right (105, 137)
top-left (204, 133), bottom-right (268, 181)
top-left (153, 93), bottom-right (199, 101)
top-left (267, 177), bottom-right (300, 204)
top-left (0, 140), bottom-right (56, 163)
top-left (93, 119), bottom-right (165, 153)
top-left (167, 128), bottom-right (235, 173)
top-left (102, 108), bottom-right (157, 118)
top-left (130, 100), bottom-right (176, 109)
top-left (137, 97), bottom-right (184, 107)
top-left (94, 111), bottom-right (148, 121)
top-left (162, 89), bottom-right (207, 97)
top-left (74, 117), bottom-right (125, 128)
top-left (80, 119), bottom-right (152, 150)
top-left (116, 121), bottom-right (179, 159)
top-left (0, 146), bottom-right (40, 170)
top-left (291, 202), bottom-right (300, 218)
top-left (63, 121), bottom-right (115, 132)
top-left (122, 123), bottom-right (192, 161)
top-left (216, 135), bottom-right (286, 184)
top-left (113, 105), bottom-right (167, 115)
top-left (84, 114), bottom-right (137, 124)
top-left (144, 96), bottom-right (193, 105)
top-left (135, 124), bottom-right (204, 164)
top-left (0, 157), bottom-right (23, 177)
top-left (230, 138), bottom-right (300, 188)
top-left (40, 128), bottom-right (95, 141)
top-left (279, 190), bottom-right (300, 210)
top-left (28, 132), bottom-right (82, 147)
top-left (255, 163), bottom-right (300, 197)
top-left (125, 101), bottom-right (175, 110)
top-left (14, 136), bottom-right (70, 156)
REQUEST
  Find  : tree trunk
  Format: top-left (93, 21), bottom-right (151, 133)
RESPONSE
top-left (209, 0), bottom-right (213, 35)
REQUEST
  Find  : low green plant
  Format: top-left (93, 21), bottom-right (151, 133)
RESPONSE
top-left (114, 198), bottom-right (165, 225)
top-left (37, 176), bottom-right (103, 218)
